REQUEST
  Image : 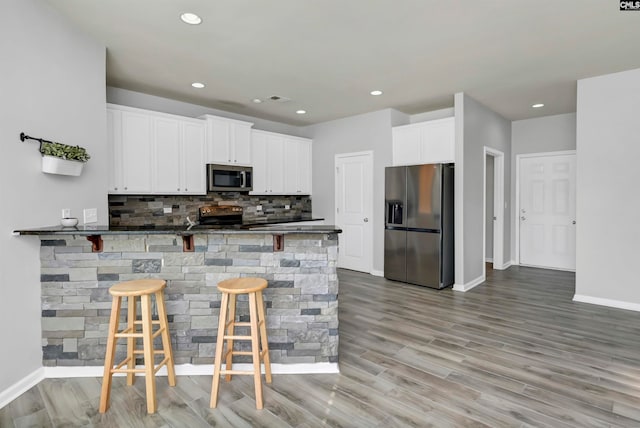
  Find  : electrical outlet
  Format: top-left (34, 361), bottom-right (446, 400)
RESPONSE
top-left (83, 208), bottom-right (98, 224)
top-left (61, 208), bottom-right (71, 219)
top-left (285, 204), bottom-right (290, 210)
top-left (163, 207), bottom-right (172, 214)
top-left (256, 205), bottom-right (263, 211)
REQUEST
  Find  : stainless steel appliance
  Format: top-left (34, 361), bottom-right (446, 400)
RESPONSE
top-left (384, 164), bottom-right (454, 289)
top-left (199, 205), bottom-right (244, 225)
top-left (207, 164), bottom-right (253, 192)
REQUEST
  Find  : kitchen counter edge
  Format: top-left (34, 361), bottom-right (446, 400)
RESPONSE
top-left (13, 224), bottom-right (341, 236)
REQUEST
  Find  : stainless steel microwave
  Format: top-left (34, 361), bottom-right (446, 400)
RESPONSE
top-left (207, 164), bottom-right (253, 192)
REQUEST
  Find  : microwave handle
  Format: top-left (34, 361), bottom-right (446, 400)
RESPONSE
top-left (240, 171), bottom-right (246, 188)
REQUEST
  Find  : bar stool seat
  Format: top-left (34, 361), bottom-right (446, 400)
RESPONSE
top-left (99, 279), bottom-right (176, 414)
top-left (211, 277), bottom-right (271, 409)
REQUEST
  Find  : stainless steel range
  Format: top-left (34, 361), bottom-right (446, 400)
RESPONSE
top-left (198, 205), bottom-right (244, 226)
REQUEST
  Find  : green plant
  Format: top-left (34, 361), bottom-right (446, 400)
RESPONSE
top-left (40, 141), bottom-right (90, 162)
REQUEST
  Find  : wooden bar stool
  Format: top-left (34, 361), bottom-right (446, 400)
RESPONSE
top-left (99, 279), bottom-right (176, 414)
top-left (211, 277), bottom-right (271, 409)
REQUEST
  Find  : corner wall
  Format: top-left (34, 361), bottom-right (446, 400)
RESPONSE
top-left (575, 68), bottom-right (640, 307)
top-left (0, 0), bottom-right (107, 396)
top-left (455, 93), bottom-right (512, 288)
top-left (304, 109), bottom-right (405, 274)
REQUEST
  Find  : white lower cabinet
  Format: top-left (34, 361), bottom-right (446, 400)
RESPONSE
top-left (251, 130), bottom-right (312, 195)
top-left (392, 117), bottom-right (455, 166)
top-left (107, 104), bottom-right (206, 195)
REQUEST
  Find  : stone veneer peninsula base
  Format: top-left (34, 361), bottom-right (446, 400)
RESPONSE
top-left (15, 226), bottom-right (341, 375)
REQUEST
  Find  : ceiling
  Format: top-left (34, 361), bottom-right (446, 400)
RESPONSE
top-left (46, 0), bottom-right (640, 126)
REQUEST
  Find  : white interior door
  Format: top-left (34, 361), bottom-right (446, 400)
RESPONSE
top-left (335, 152), bottom-right (373, 272)
top-left (519, 153), bottom-right (576, 270)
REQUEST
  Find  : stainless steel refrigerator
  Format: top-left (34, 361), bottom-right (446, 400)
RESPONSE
top-left (384, 164), bottom-right (454, 289)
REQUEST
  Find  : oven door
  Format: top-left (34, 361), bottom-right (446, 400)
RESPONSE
top-left (207, 165), bottom-right (253, 192)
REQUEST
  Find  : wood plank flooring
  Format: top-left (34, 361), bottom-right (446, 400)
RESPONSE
top-left (3, 266), bottom-right (640, 427)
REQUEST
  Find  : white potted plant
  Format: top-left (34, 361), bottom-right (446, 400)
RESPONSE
top-left (40, 141), bottom-right (91, 176)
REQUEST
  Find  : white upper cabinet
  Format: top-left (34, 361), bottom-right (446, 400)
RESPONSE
top-left (283, 137), bottom-right (312, 194)
top-left (181, 121), bottom-right (206, 194)
top-left (251, 130), bottom-right (312, 195)
top-left (201, 115), bottom-right (253, 165)
top-left (107, 104), bottom-right (206, 195)
top-left (108, 107), bottom-right (153, 194)
top-left (392, 117), bottom-right (455, 166)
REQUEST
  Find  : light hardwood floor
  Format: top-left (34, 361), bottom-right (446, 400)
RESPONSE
top-left (3, 266), bottom-right (640, 427)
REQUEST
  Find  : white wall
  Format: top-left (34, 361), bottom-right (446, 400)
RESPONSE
top-left (107, 87), bottom-right (305, 137)
top-left (454, 93), bottom-right (511, 287)
top-left (410, 107), bottom-right (454, 124)
top-left (510, 113), bottom-right (576, 260)
top-left (304, 109), bottom-right (401, 273)
top-left (575, 68), bottom-right (640, 306)
top-left (0, 0), bottom-right (107, 395)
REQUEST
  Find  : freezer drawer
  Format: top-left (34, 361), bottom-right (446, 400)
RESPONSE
top-left (406, 231), bottom-right (441, 288)
top-left (384, 228), bottom-right (406, 282)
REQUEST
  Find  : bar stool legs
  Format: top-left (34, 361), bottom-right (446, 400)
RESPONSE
top-left (99, 279), bottom-right (175, 414)
top-left (210, 277), bottom-right (271, 409)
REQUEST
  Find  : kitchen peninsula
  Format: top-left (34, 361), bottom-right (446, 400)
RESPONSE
top-left (14, 224), bottom-right (340, 372)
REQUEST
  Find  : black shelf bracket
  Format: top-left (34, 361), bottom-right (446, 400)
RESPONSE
top-left (20, 132), bottom-right (54, 152)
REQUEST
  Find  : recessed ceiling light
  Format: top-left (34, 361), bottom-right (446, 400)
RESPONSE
top-left (296, 110), bottom-right (307, 115)
top-left (191, 82), bottom-right (205, 89)
top-left (532, 103), bottom-right (544, 108)
top-left (180, 12), bottom-right (202, 25)
top-left (370, 90), bottom-right (383, 96)
top-left (252, 98), bottom-right (263, 104)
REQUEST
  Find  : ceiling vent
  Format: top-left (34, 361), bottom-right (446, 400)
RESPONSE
top-left (267, 95), bottom-right (291, 103)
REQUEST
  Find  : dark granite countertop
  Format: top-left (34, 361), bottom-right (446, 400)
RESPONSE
top-left (13, 218), bottom-right (340, 236)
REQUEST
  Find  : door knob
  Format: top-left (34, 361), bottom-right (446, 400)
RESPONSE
top-left (363, 218), bottom-right (369, 222)
top-left (520, 216), bottom-right (526, 221)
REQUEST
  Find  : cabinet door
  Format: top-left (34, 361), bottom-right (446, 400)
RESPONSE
top-left (266, 134), bottom-right (285, 193)
top-left (232, 123), bottom-right (252, 165)
top-left (208, 118), bottom-right (231, 164)
top-left (153, 117), bottom-right (182, 194)
top-left (421, 117), bottom-right (455, 163)
top-left (121, 111), bottom-right (152, 193)
top-left (283, 138), bottom-right (299, 194)
top-left (297, 139), bottom-right (312, 194)
top-left (392, 126), bottom-right (421, 166)
top-left (251, 131), bottom-right (269, 194)
top-left (182, 121), bottom-right (206, 194)
top-left (106, 109), bottom-right (122, 193)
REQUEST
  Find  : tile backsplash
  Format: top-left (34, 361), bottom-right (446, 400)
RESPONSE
top-left (108, 193), bottom-right (312, 226)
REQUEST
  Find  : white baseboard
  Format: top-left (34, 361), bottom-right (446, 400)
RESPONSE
top-left (370, 269), bottom-right (384, 277)
top-left (0, 367), bottom-right (45, 409)
top-left (485, 258), bottom-right (493, 263)
top-left (453, 274), bottom-right (485, 292)
top-left (573, 295), bottom-right (640, 312)
top-left (43, 362), bottom-right (340, 379)
top-left (1, 362), bottom-right (339, 408)
top-left (493, 260), bottom-right (513, 270)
